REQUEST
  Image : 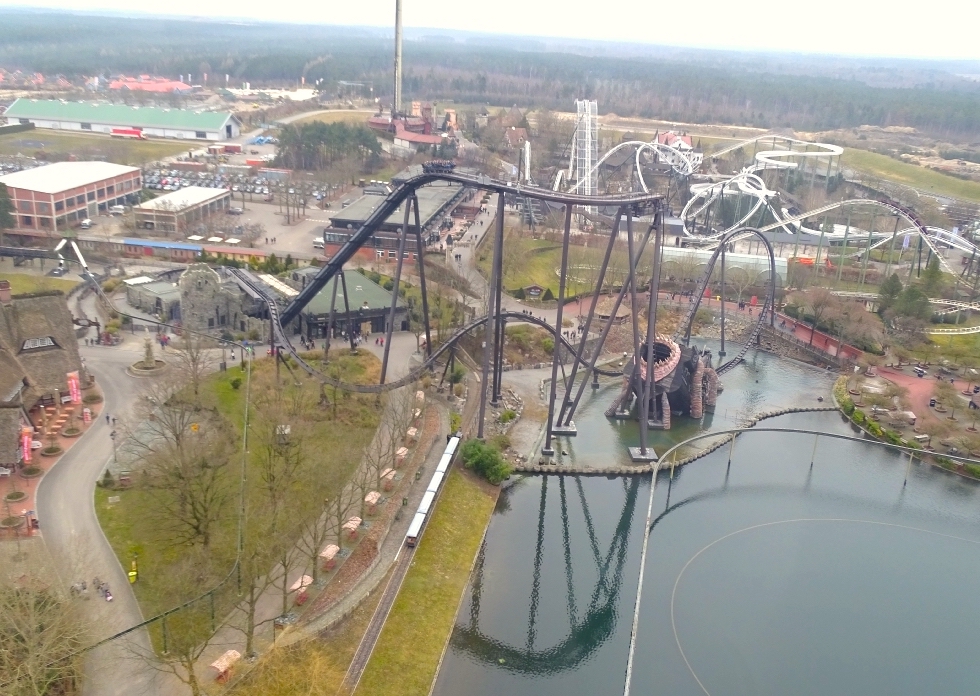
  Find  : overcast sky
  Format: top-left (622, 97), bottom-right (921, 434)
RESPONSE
top-left (6, 0), bottom-right (980, 62)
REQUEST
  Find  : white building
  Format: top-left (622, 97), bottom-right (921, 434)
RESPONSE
top-left (134, 187), bottom-right (231, 233)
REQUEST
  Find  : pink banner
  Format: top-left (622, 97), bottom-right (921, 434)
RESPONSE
top-left (21, 428), bottom-right (32, 463)
top-left (67, 371), bottom-right (81, 404)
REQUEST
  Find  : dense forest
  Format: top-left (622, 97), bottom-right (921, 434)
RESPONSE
top-left (4, 10), bottom-right (980, 139)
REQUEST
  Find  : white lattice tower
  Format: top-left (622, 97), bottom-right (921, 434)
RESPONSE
top-left (572, 100), bottom-right (598, 210)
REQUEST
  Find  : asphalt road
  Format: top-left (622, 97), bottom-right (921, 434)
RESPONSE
top-left (35, 345), bottom-right (173, 696)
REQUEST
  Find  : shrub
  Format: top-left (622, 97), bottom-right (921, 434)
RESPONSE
top-left (489, 434), bottom-right (511, 451)
top-left (541, 338), bottom-right (554, 355)
top-left (867, 421), bottom-right (884, 437)
top-left (851, 410), bottom-right (866, 425)
top-left (230, 377), bottom-right (242, 390)
top-left (459, 438), bottom-right (512, 484)
top-left (449, 412), bottom-right (461, 433)
top-left (841, 397), bottom-right (855, 416)
top-left (542, 288), bottom-right (555, 301)
top-left (449, 365), bottom-right (466, 385)
top-left (884, 430), bottom-right (903, 445)
top-left (936, 456), bottom-right (957, 471)
top-left (964, 463), bottom-right (980, 479)
top-left (101, 469), bottom-right (114, 488)
top-left (512, 288), bottom-right (525, 300)
top-left (499, 409), bottom-right (517, 424)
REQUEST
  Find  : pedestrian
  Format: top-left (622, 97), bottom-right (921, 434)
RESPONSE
top-left (112, 417), bottom-right (117, 426)
top-left (105, 413), bottom-right (110, 425)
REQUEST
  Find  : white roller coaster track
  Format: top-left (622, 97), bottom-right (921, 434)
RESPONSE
top-left (674, 133), bottom-right (980, 288)
top-left (566, 140), bottom-right (699, 194)
top-left (832, 291), bottom-right (980, 334)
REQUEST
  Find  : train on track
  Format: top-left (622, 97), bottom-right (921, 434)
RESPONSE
top-left (405, 434), bottom-right (461, 547)
top-left (421, 159), bottom-right (456, 174)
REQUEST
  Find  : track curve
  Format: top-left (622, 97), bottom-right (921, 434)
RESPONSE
top-left (232, 266), bottom-right (621, 393)
top-left (671, 227), bottom-right (777, 374)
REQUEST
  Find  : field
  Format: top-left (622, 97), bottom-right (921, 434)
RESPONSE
top-left (94, 351), bottom-right (382, 627)
top-left (842, 147), bottom-right (980, 204)
top-left (353, 467), bottom-right (498, 696)
top-left (0, 129), bottom-right (189, 165)
top-left (286, 110), bottom-right (374, 127)
top-left (2, 271), bottom-right (78, 295)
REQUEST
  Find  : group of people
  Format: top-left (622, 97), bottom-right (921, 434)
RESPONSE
top-left (298, 336), bottom-right (317, 351)
top-left (374, 336), bottom-right (386, 346)
top-left (264, 237), bottom-right (279, 244)
top-left (71, 578), bottom-right (112, 601)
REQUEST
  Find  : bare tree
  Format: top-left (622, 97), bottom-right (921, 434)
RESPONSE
top-left (128, 548), bottom-right (225, 696)
top-left (724, 267), bottom-right (758, 304)
top-left (796, 287), bottom-right (840, 346)
top-left (171, 333), bottom-right (217, 406)
top-left (0, 544), bottom-right (87, 696)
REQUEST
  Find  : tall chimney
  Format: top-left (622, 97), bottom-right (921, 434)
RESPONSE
top-left (393, 0), bottom-right (403, 116)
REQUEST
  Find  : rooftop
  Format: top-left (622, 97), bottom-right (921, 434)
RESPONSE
top-left (303, 270), bottom-right (403, 315)
top-left (135, 186), bottom-right (230, 212)
top-left (4, 98), bottom-right (238, 131)
top-left (134, 281), bottom-right (181, 298)
top-left (328, 184), bottom-right (460, 231)
top-left (0, 161), bottom-right (140, 195)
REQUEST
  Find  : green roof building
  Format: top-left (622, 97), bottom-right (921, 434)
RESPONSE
top-left (4, 99), bottom-right (241, 141)
top-left (288, 268), bottom-right (407, 339)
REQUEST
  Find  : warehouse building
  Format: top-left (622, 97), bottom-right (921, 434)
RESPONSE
top-left (0, 161), bottom-right (142, 231)
top-left (4, 99), bottom-right (241, 141)
top-left (134, 187), bottom-right (231, 233)
top-left (323, 183), bottom-right (463, 263)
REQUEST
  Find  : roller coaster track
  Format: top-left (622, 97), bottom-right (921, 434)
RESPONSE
top-left (279, 169), bottom-right (661, 328)
top-left (566, 140), bottom-right (699, 194)
top-left (832, 291), bottom-right (980, 334)
top-left (230, 272), bottom-right (622, 393)
top-left (671, 227), bottom-right (777, 374)
top-left (678, 135), bottom-right (980, 290)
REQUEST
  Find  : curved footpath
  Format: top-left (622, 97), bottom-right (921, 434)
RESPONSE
top-left (36, 343), bottom-right (174, 696)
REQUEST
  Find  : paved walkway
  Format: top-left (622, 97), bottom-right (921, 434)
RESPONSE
top-left (878, 366), bottom-right (973, 427)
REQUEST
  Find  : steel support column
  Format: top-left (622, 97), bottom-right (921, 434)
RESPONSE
top-left (478, 192), bottom-right (505, 439)
top-left (380, 193), bottom-right (413, 384)
top-left (544, 204), bottom-right (575, 455)
top-left (339, 271), bottom-right (356, 352)
top-left (557, 208), bottom-right (625, 426)
top-left (491, 204), bottom-right (506, 406)
top-left (325, 275), bottom-right (339, 356)
top-left (633, 212), bottom-right (663, 461)
top-left (411, 195), bottom-right (433, 359)
top-left (564, 217), bottom-right (656, 427)
top-left (719, 243), bottom-right (727, 358)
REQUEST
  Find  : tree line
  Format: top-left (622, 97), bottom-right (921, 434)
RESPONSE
top-left (275, 121), bottom-right (381, 171)
top-left (6, 10), bottom-right (980, 138)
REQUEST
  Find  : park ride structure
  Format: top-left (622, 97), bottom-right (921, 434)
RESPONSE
top-left (680, 135), bottom-right (980, 289)
top-left (225, 164), bottom-right (776, 462)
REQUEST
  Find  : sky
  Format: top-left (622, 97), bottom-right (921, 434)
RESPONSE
top-left (5, 0), bottom-right (980, 62)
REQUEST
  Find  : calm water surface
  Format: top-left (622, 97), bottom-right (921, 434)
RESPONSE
top-left (433, 350), bottom-right (980, 696)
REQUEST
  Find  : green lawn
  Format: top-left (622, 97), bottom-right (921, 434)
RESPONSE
top-left (2, 272), bottom-right (78, 295)
top-left (94, 352), bottom-right (382, 634)
top-left (0, 129), bottom-right (189, 165)
top-left (353, 468), bottom-right (498, 696)
top-left (286, 111), bottom-right (373, 127)
top-left (842, 148), bottom-right (980, 204)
